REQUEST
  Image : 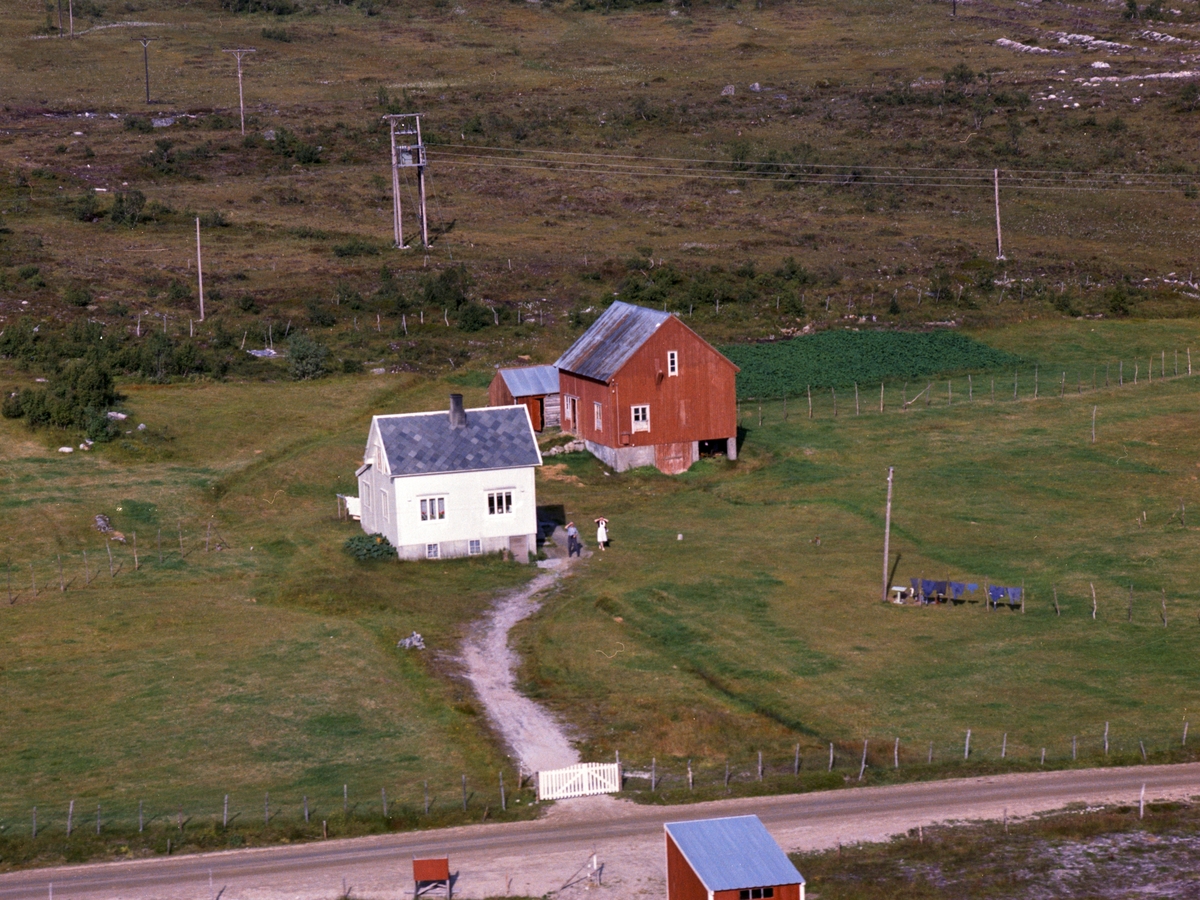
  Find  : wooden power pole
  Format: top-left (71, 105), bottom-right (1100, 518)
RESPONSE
top-left (221, 48), bottom-right (256, 135)
top-left (882, 466), bottom-right (894, 603)
top-left (994, 168), bottom-right (1005, 261)
top-left (195, 217), bottom-right (205, 322)
top-left (133, 37), bottom-right (156, 104)
top-left (382, 113), bottom-right (428, 249)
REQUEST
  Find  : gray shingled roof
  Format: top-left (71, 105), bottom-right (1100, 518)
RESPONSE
top-left (665, 816), bottom-right (804, 892)
top-left (500, 364), bottom-right (560, 398)
top-left (554, 301), bottom-right (671, 382)
top-left (374, 406), bottom-right (541, 477)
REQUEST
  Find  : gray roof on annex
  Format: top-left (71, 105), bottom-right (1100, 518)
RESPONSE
top-left (554, 301), bottom-right (671, 383)
top-left (499, 364), bottom-right (560, 398)
top-left (374, 407), bottom-right (541, 477)
top-left (665, 816), bottom-right (804, 892)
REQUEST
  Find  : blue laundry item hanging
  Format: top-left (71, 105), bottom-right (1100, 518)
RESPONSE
top-left (1007, 586), bottom-right (1023, 602)
top-left (921, 579), bottom-right (940, 597)
top-left (987, 585), bottom-right (1007, 603)
top-left (911, 577), bottom-right (923, 595)
top-left (949, 581), bottom-right (978, 599)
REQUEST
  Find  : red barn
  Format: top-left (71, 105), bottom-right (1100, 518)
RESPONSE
top-left (555, 301), bottom-right (739, 475)
top-left (665, 816), bottom-right (806, 900)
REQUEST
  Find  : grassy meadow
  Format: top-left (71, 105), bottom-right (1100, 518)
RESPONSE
top-left (4, 0), bottom-right (1200, 868)
top-left (518, 318), bottom-right (1200, 784)
top-left (0, 372), bottom-right (547, 862)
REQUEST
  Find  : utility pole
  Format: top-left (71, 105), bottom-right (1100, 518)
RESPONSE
top-left (68, 0), bottom-right (74, 38)
top-left (195, 217), bottom-right (205, 322)
top-left (133, 37), bottom-right (156, 104)
top-left (221, 48), bottom-right (256, 135)
top-left (994, 168), bottom-right (1005, 261)
top-left (881, 466), bottom-right (894, 603)
top-left (382, 113), bottom-right (428, 249)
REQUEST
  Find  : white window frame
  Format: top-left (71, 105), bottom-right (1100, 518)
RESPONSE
top-left (420, 496), bottom-right (446, 521)
top-left (487, 490), bottom-right (514, 516)
top-left (667, 350), bottom-right (678, 376)
top-left (468, 539), bottom-right (482, 555)
top-left (594, 401), bottom-right (603, 432)
top-left (631, 404), bottom-right (650, 433)
top-left (426, 543), bottom-right (439, 559)
top-left (380, 488), bottom-right (390, 521)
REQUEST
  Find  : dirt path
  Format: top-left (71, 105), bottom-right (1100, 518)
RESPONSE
top-left (460, 529), bottom-right (581, 776)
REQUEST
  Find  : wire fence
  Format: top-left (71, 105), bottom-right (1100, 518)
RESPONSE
top-left (735, 347), bottom-right (1196, 424)
top-left (2, 723), bottom-right (1194, 841)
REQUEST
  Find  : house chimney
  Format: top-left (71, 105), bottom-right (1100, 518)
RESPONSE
top-left (449, 393), bottom-right (467, 429)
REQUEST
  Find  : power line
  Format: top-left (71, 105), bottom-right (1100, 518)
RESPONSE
top-left (428, 145), bottom-right (1195, 193)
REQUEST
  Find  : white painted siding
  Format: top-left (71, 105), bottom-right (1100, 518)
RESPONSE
top-left (393, 465), bottom-right (537, 554)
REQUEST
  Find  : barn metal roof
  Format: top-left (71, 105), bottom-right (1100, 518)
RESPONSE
top-left (372, 405), bottom-right (541, 477)
top-left (554, 301), bottom-right (671, 382)
top-left (499, 364), bottom-right (560, 398)
top-left (665, 816), bottom-right (804, 892)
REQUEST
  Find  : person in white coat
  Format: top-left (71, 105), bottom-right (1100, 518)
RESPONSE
top-left (594, 516), bottom-right (609, 551)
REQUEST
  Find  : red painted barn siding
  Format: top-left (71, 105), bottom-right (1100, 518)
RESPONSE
top-left (488, 373), bottom-right (515, 408)
top-left (561, 316), bottom-right (737, 448)
top-left (665, 834), bottom-right (710, 900)
top-left (713, 886), bottom-right (801, 900)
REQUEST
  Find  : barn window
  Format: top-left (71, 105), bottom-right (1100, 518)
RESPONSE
top-left (468, 539), bottom-right (482, 555)
top-left (380, 489), bottom-right (390, 521)
top-left (488, 491), bottom-right (513, 515)
top-left (631, 404), bottom-right (650, 432)
top-left (420, 497), bottom-right (446, 521)
top-left (667, 350), bottom-right (678, 376)
top-left (426, 543), bottom-right (439, 559)
top-left (738, 890), bottom-right (774, 899)
top-left (594, 401), bottom-right (603, 432)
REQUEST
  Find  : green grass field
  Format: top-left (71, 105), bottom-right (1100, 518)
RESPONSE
top-left (0, 372), bottom-right (545, 864)
top-left (4, 0), bottom-right (1200, 869)
top-left (520, 318), bottom-right (1200, 779)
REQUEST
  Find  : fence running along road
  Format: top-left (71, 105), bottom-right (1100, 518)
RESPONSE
top-left (2, 763), bottom-right (1200, 900)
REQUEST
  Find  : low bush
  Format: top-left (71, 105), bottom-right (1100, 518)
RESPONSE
top-left (343, 533), bottom-right (395, 561)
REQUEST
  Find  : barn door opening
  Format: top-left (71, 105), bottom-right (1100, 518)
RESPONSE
top-left (525, 397), bottom-right (543, 431)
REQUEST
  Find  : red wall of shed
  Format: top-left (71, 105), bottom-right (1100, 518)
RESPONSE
top-left (713, 885), bottom-right (800, 900)
top-left (560, 316), bottom-right (737, 448)
top-left (488, 372), bottom-right (515, 408)
top-left (666, 834), bottom-right (710, 900)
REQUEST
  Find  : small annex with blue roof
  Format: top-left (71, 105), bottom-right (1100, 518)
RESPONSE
top-left (664, 815), bottom-right (805, 900)
top-left (488, 363), bottom-right (560, 432)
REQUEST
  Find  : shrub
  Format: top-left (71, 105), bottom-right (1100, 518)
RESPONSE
top-left (110, 190), bottom-right (146, 227)
top-left (74, 192), bottom-right (101, 222)
top-left (125, 116), bottom-right (153, 134)
top-left (287, 332), bottom-right (330, 381)
top-left (332, 238), bottom-right (380, 258)
top-left (64, 286), bottom-right (92, 307)
top-left (344, 533), bottom-right (395, 561)
top-left (198, 210), bottom-right (229, 228)
top-left (422, 265), bottom-right (472, 309)
top-left (306, 298), bottom-right (336, 327)
top-left (457, 303), bottom-right (490, 332)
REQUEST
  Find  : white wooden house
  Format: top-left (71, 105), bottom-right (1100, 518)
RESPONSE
top-left (355, 394), bottom-right (543, 562)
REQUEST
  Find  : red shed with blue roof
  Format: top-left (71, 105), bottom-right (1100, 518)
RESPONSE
top-left (664, 815), bottom-right (805, 900)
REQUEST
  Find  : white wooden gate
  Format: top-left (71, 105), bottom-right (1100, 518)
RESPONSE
top-left (537, 763), bottom-right (622, 800)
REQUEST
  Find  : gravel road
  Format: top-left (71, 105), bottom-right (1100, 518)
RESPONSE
top-left (3, 763), bottom-right (1199, 900)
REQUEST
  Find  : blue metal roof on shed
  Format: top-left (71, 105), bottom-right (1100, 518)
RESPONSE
top-left (372, 406), bottom-right (541, 477)
top-left (499, 364), bottom-right (560, 398)
top-left (665, 816), bottom-right (804, 893)
top-left (554, 301), bottom-right (672, 382)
